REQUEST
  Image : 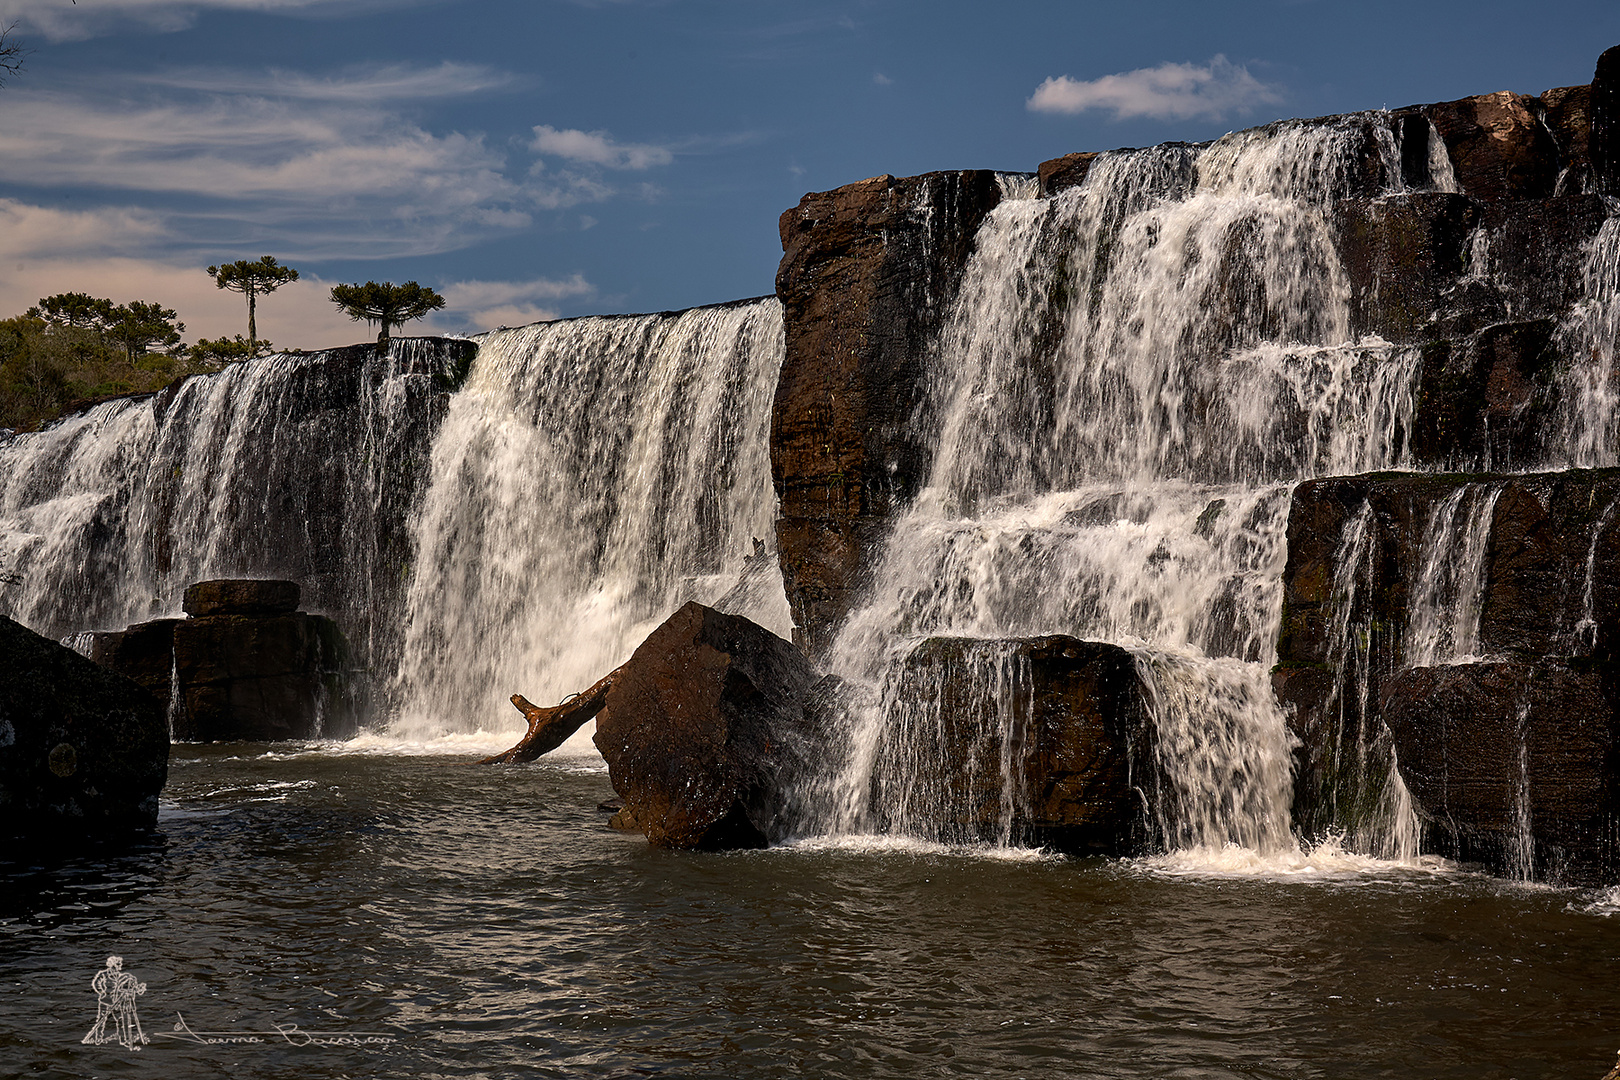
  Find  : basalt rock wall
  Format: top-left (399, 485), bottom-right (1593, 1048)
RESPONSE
top-left (772, 49), bottom-right (1620, 656)
top-left (1275, 470), bottom-right (1620, 882)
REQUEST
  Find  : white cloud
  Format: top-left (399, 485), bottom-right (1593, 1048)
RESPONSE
top-left (0, 200), bottom-right (169, 258)
top-left (432, 274), bottom-right (596, 332)
top-left (531, 125), bottom-right (674, 170)
top-left (1027, 55), bottom-right (1282, 122)
top-left (873, 72), bottom-right (893, 86)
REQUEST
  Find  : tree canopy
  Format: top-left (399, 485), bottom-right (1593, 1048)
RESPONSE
top-left (329, 281), bottom-right (446, 343)
top-left (207, 256), bottom-right (299, 347)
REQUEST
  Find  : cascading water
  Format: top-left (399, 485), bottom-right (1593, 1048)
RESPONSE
top-left (812, 116), bottom-right (1442, 857)
top-left (390, 299), bottom-right (789, 737)
top-left (1405, 483), bottom-right (1503, 667)
top-left (0, 341), bottom-right (461, 671)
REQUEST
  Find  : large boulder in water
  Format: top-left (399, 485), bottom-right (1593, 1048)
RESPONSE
top-left (84, 580), bottom-right (360, 742)
top-left (0, 615), bottom-right (168, 846)
top-left (593, 601), bottom-right (817, 849)
top-left (1382, 661), bottom-right (1619, 884)
top-left (876, 636), bottom-right (1152, 854)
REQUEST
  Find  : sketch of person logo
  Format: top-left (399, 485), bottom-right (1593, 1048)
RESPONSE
top-left (82, 955), bottom-right (148, 1050)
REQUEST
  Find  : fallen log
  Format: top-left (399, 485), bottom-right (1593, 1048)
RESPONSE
top-left (478, 668), bottom-right (616, 764)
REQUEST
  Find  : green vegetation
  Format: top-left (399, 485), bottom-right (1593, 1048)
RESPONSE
top-left (0, 303), bottom-right (193, 432)
top-left (207, 256), bottom-right (299, 349)
top-left (330, 281), bottom-right (446, 343)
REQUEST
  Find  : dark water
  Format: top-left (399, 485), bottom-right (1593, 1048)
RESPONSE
top-left (3, 744), bottom-right (1617, 1079)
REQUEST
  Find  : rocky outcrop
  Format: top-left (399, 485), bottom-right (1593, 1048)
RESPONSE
top-left (86, 579), bottom-right (359, 742)
top-left (876, 636), bottom-right (1152, 853)
top-left (1275, 470), bottom-right (1620, 872)
top-left (772, 171), bottom-right (1004, 657)
top-left (591, 602), bottom-right (818, 849)
top-left (773, 49), bottom-right (1620, 652)
top-left (0, 615), bottom-right (168, 846)
top-left (1381, 660), bottom-right (1618, 884)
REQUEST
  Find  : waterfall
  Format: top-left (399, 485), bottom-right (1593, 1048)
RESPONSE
top-left (0, 341), bottom-right (461, 672)
top-left (1405, 483), bottom-right (1503, 667)
top-left (390, 299), bottom-right (789, 737)
top-left (814, 116), bottom-right (1429, 854)
top-left (1558, 212), bottom-right (1620, 467)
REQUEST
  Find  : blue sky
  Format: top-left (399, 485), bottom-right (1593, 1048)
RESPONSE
top-left (1, 0), bottom-right (1617, 347)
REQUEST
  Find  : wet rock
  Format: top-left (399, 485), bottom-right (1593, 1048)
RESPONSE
top-left (182, 578), bottom-right (300, 617)
top-left (1038, 152), bottom-right (1098, 197)
top-left (1276, 470), bottom-right (1620, 855)
top-left (592, 602), bottom-right (818, 849)
top-left (773, 170), bottom-right (1004, 657)
top-left (1382, 661), bottom-right (1619, 884)
top-left (878, 636), bottom-right (1152, 853)
top-left (1423, 91), bottom-right (1561, 203)
top-left (1333, 193), bottom-right (1477, 343)
top-left (1412, 320), bottom-right (1563, 471)
top-left (0, 615), bottom-right (168, 846)
top-left (172, 610), bottom-right (355, 742)
top-left (84, 618), bottom-right (183, 704)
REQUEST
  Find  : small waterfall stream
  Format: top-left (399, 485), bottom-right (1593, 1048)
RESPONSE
top-left (813, 116), bottom-right (1442, 857)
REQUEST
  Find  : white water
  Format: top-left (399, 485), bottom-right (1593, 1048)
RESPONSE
top-left (0, 341), bottom-right (455, 665)
top-left (816, 117), bottom-right (1436, 861)
top-left (390, 300), bottom-right (789, 738)
top-left (1405, 483), bottom-right (1503, 667)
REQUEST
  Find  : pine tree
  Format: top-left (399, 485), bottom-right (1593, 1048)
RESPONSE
top-left (329, 281), bottom-right (446, 344)
top-left (206, 256), bottom-right (299, 350)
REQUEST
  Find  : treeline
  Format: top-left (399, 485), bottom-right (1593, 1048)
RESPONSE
top-left (0, 292), bottom-right (267, 433)
top-left (0, 259), bottom-right (449, 433)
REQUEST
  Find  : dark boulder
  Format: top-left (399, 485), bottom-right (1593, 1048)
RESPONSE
top-left (1382, 661), bottom-right (1619, 884)
top-left (84, 618), bottom-right (183, 705)
top-left (876, 636), bottom-right (1151, 854)
top-left (1412, 320), bottom-right (1562, 470)
top-left (172, 610), bottom-right (354, 741)
top-left (0, 615), bottom-right (168, 847)
top-left (773, 170), bottom-right (1004, 657)
top-left (592, 602), bottom-right (818, 849)
top-left (182, 578), bottom-right (300, 617)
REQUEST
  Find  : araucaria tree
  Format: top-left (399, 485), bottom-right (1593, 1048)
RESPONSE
top-left (329, 281), bottom-right (446, 344)
top-left (207, 256), bottom-right (299, 351)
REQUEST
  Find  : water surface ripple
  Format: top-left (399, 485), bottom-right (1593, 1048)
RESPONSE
top-left (2, 748), bottom-right (1616, 1078)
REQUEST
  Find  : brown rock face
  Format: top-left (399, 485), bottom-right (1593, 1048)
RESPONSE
top-left (772, 170), bottom-right (1003, 656)
top-left (876, 636), bottom-right (1151, 853)
top-left (1382, 661), bottom-right (1619, 884)
top-left (85, 618), bottom-right (184, 703)
top-left (0, 615), bottom-right (168, 846)
top-left (1037, 152), bottom-right (1097, 197)
top-left (182, 578), bottom-right (301, 617)
top-left (592, 602), bottom-right (817, 849)
top-left (1424, 91), bottom-right (1561, 203)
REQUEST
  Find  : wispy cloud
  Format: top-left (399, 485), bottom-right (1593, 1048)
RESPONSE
top-left (144, 61), bottom-right (522, 101)
top-left (7, 0), bottom-right (410, 42)
top-left (531, 125), bottom-right (675, 170)
top-left (0, 63), bottom-right (677, 257)
top-left (1027, 55), bottom-right (1283, 122)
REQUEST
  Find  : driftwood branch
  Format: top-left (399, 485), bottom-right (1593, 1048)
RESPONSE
top-left (478, 668), bottom-right (617, 764)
